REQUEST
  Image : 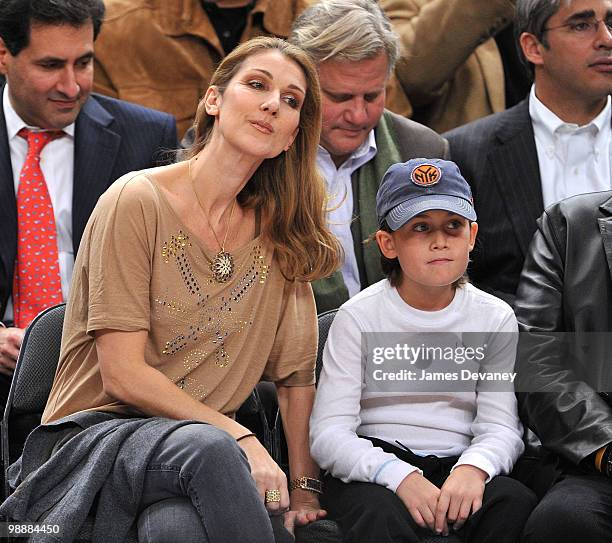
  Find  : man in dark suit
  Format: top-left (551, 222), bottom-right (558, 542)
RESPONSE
top-left (0, 0), bottom-right (177, 406)
top-left (445, 0), bottom-right (612, 306)
top-left (290, 0), bottom-right (449, 313)
top-left (515, 190), bottom-right (612, 542)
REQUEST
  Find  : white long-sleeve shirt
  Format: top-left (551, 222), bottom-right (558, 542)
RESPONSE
top-left (310, 280), bottom-right (524, 493)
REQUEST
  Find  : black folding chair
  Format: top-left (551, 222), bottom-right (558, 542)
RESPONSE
top-left (315, 310), bottom-right (338, 384)
top-left (0, 304), bottom-right (135, 541)
top-left (2, 303), bottom-right (67, 501)
top-left (237, 380), bottom-right (289, 475)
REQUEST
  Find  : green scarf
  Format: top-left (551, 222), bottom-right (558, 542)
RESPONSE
top-left (313, 111), bottom-right (402, 313)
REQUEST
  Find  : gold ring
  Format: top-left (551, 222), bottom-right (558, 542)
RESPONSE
top-left (264, 489), bottom-right (281, 503)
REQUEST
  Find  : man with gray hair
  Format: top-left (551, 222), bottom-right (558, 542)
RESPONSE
top-left (290, 0), bottom-right (449, 313)
top-left (445, 0), bottom-right (612, 306)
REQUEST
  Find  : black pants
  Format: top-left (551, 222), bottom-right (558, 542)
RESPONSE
top-left (322, 437), bottom-right (536, 543)
top-left (521, 473), bottom-right (612, 543)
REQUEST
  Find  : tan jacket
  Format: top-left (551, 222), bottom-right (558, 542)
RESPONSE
top-left (93, 0), bottom-right (307, 137)
top-left (381, 0), bottom-right (515, 133)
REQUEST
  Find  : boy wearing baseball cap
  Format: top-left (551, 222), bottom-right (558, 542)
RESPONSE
top-left (310, 159), bottom-right (535, 542)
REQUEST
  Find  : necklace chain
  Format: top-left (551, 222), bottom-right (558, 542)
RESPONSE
top-left (189, 158), bottom-right (237, 282)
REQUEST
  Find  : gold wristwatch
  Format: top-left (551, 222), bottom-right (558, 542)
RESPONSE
top-left (289, 476), bottom-right (323, 494)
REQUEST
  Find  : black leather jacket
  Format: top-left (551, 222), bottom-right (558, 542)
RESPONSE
top-left (515, 191), bottom-right (612, 465)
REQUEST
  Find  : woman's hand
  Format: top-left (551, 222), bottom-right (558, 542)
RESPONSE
top-left (434, 464), bottom-right (487, 533)
top-left (275, 384), bottom-right (327, 531)
top-left (237, 435), bottom-right (290, 514)
top-left (396, 471), bottom-right (443, 533)
top-left (283, 490), bottom-right (327, 535)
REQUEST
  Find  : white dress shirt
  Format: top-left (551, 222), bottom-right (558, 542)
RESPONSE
top-left (3, 86), bottom-right (76, 323)
top-left (317, 131), bottom-right (377, 298)
top-left (530, 85), bottom-right (612, 209)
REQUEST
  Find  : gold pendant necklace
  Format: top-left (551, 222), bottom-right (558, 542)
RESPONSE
top-left (210, 249), bottom-right (234, 283)
top-left (189, 158), bottom-right (237, 283)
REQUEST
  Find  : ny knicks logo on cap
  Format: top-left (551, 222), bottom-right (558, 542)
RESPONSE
top-left (410, 163), bottom-right (441, 187)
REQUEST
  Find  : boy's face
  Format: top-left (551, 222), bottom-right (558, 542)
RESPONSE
top-left (376, 210), bottom-right (478, 295)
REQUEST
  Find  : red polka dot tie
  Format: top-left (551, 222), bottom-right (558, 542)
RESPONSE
top-left (12, 128), bottom-right (65, 328)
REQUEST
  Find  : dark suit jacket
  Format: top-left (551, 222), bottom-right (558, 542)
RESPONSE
top-left (514, 191), bottom-right (612, 465)
top-left (445, 99), bottom-right (544, 306)
top-left (0, 90), bottom-right (178, 319)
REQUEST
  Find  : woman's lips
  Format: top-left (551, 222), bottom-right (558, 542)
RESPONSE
top-left (250, 120), bottom-right (274, 134)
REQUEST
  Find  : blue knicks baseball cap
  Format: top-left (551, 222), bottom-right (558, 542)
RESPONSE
top-left (376, 158), bottom-right (477, 231)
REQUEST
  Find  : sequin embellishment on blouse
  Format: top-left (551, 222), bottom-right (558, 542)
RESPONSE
top-left (157, 230), bottom-right (270, 398)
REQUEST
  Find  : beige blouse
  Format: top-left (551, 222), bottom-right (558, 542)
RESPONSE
top-left (43, 173), bottom-right (317, 423)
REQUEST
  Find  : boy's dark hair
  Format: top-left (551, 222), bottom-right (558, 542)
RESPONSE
top-left (377, 221), bottom-right (468, 289)
top-left (0, 0), bottom-right (105, 56)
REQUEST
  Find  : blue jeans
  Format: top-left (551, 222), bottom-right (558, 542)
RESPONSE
top-left (136, 424), bottom-right (280, 543)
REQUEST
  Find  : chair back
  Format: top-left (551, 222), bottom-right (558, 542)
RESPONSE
top-left (1, 303), bottom-right (66, 498)
top-left (316, 309), bottom-right (337, 383)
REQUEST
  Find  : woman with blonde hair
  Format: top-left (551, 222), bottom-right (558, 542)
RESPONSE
top-left (0, 37), bottom-right (341, 543)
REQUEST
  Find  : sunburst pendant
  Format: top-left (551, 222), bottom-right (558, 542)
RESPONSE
top-left (211, 250), bottom-right (234, 283)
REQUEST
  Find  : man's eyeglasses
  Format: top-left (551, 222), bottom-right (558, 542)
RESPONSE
top-left (543, 18), bottom-right (612, 37)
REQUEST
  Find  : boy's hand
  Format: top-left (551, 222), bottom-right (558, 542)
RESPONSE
top-left (435, 464), bottom-right (487, 534)
top-left (396, 471), bottom-right (444, 533)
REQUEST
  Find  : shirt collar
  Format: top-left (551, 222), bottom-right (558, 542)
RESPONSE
top-left (3, 85), bottom-right (75, 140)
top-left (529, 84), bottom-right (610, 138)
top-left (317, 129), bottom-right (377, 171)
